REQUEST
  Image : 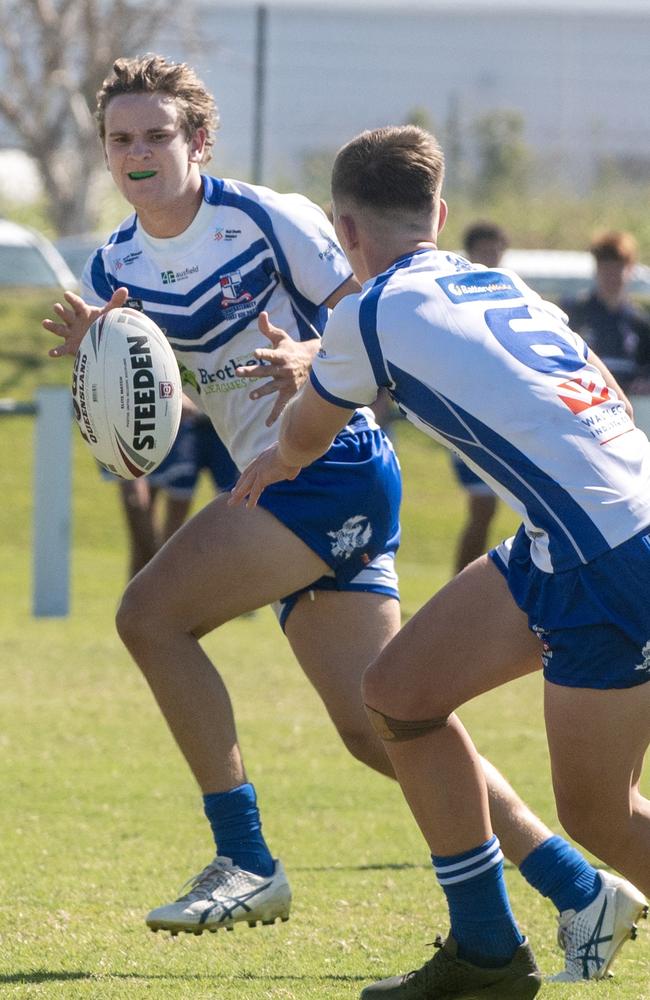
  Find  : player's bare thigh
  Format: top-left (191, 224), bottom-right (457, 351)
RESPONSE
top-left (545, 679), bottom-right (650, 812)
top-left (287, 590), bottom-right (401, 724)
top-left (363, 554), bottom-right (541, 720)
top-left (120, 491), bottom-right (330, 636)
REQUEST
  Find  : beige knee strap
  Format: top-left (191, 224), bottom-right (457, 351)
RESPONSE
top-left (365, 704), bottom-right (450, 742)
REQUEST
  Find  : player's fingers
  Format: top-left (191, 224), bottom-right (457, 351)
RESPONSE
top-left (249, 379), bottom-right (279, 401)
top-left (46, 333), bottom-right (76, 357)
top-left (258, 310), bottom-right (286, 345)
top-left (265, 396), bottom-right (286, 427)
top-left (106, 286), bottom-right (130, 311)
top-left (253, 348), bottom-right (285, 364)
top-left (52, 302), bottom-right (76, 322)
top-left (62, 290), bottom-right (93, 316)
top-left (236, 362), bottom-right (270, 380)
top-left (245, 477), bottom-right (264, 509)
top-left (42, 319), bottom-right (66, 336)
top-left (228, 468), bottom-right (254, 506)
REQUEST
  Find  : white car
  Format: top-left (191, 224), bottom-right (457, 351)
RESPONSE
top-left (500, 248), bottom-right (650, 303)
top-left (0, 219), bottom-right (77, 288)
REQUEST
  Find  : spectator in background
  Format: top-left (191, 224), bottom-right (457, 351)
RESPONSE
top-left (451, 222), bottom-right (509, 573)
top-left (563, 230), bottom-right (650, 392)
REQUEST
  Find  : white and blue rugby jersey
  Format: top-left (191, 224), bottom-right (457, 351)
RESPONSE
top-left (82, 175), bottom-right (352, 469)
top-left (310, 248), bottom-right (650, 574)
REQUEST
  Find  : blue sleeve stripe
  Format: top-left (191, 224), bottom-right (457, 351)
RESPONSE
top-left (89, 250), bottom-right (117, 301)
top-left (201, 175), bottom-right (225, 205)
top-left (358, 253), bottom-right (417, 388)
top-left (309, 370), bottom-right (362, 410)
top-left (388, 359), bottom-right (608, 567)
top-left (220, 187), bottom-right (336, 338)
top-left (111, 218), bottom-right (138, 245)
top-left (358, 274), bottom-right (392, 387)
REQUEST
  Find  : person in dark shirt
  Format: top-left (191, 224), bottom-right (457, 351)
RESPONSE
top-left (563, 230), bottom-right (650, 391)
top-left (451, 222), bottom-right (509, 572)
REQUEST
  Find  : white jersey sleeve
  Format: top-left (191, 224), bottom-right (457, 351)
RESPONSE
top-left (310, 294), bottom-right (379, 407)
top-left (236, 184), bottom-right (352, 307)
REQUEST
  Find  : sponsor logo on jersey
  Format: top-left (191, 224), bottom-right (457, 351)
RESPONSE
top-left (437, 270), bottom-right (521, 303)
top-left (557, 376), bottom-right (632, 443)
top-left (444, 253), bottom-right (474, 273)
top-left (214, 227), bottom-right (242, 242)
top-left (197, 353), bottom-right (265, 395)
top-left (557, 377), bottom-right (612, 414)
top-left (327, 514), bottom-right (372, 560)
top-left (161, 266), bottom-right (199, 285)
top-left (179, 363), bottom-right (200, 393)
top-left (116, 251), bottom-right (143, 269)
top-left (317, 228), bottom-right (343, 262)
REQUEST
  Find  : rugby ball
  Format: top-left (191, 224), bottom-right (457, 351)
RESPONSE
top-left (71, 307), bottom-right (182, 479)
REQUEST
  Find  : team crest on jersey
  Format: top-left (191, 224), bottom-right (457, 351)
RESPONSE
top-left (327, 515), bottom-right (372, 560)
top-left (219, 270), bottom-right (253, 306)
top-left (557, 377), bottom-right (611, 414)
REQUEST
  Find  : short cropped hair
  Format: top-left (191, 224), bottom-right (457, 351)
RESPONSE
top-left (331, 126), bottom-right (445, 213)
top-left (590, 230), bottom-right (638, 265)
top-left (463, 221), bottom-right (509, 256)
top-left (96, 54), bottom-right (219, 164)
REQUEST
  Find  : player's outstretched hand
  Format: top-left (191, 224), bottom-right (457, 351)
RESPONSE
top-left (44, 286), bottom-right (130, 358)
top-left (236, 311), bottom-right (320, 426)
top-left (229, 442), bottom-right (302, 509)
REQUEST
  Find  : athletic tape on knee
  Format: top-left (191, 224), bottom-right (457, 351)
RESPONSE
top-left (365, 704), bottom-right (450, 742)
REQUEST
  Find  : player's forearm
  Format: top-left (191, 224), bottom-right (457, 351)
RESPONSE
top-left (276, 392), bottom-right (342, 468)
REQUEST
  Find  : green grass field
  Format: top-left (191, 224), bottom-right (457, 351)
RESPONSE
top-left (0, 294), bottom-right (648, 998)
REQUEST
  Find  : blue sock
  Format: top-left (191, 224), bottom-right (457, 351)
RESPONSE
top-left (433, 836), bottom-right (524, 969)
top-left (203, 782), bottom-right (275, 877)
top-left (519, 835), bottom-right (601, 914)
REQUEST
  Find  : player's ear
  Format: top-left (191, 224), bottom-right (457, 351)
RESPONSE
top-left (189, 128), bottom-right (207, 163)
top-left (337, 213), bottom-right (359, 252)
top-left (437, 198), bottom-right (448, 236)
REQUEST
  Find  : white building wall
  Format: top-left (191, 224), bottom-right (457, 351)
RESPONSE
top-left (156, 3), bottom-right (650, 191)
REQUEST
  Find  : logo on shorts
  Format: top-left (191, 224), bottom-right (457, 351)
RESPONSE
top-left (634, 640), bottom-right (650, 674)
top-left (327, 515), bottom-right (372, 560)
top-left (532, 624), bottom-right (553, 668)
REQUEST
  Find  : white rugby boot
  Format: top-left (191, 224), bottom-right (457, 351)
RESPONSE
top-left (549, 870), bottom-right (647, 981)
top-left (146, 856), bottom-right (291, 935)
